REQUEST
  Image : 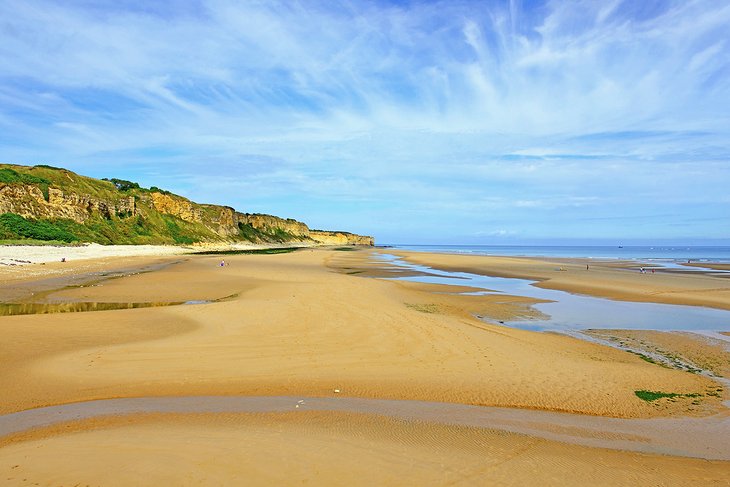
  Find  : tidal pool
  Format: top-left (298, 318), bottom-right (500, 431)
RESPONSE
top-left (0, 300), bottom-right (212, 317)
top-left (378, 254), bottom-right (730, 333)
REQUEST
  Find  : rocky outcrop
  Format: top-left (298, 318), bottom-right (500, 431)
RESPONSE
top-left (238, 213), bottom-right (310, 238)
top-left (202, 205), bottom-right (240, 238)
top-left (150, 192), bottom-right (202, 223)
top-left (0, 164), bottom-right (374, 246)
top-left (48, 188), bottom-right (136, 220)
top-left (0, 185), bottom-right (47, 220)
top-left (310, 230), bottom-right (374, 246)
top-left (147, 195), bottom-right (335, 243)
top-left (236, 214), bottom-right (374, 245)
top-left (0, 184), bottom-right (136, 223)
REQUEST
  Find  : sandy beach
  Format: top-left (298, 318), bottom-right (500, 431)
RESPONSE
top-left (0, 246), bottom-right (728, 485)
top-left (0, 243), bottom-right (194, 267)
top-left (0, 242), bottom-right (310, 278)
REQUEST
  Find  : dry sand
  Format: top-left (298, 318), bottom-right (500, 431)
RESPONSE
top-left (0, 246), bottom-right (728, 485)
top-left (0, 242), bottom-right (308, 279)
top-left (0, 243), bottom-right (192, 265)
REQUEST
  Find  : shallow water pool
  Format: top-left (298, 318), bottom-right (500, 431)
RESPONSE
top-left (378, 254), bottom-right (730, 333)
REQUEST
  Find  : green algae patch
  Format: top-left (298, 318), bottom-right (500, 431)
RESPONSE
top-left (634, 390), bottom-right (680, 402)
top-left (634, 390), bottom-right (703, 402)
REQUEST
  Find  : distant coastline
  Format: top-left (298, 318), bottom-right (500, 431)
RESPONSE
top-left (385, 244), bottom-right (730, 262)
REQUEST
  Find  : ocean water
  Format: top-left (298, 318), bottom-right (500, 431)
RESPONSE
top-left (385, 245), bottom-right (730, 263)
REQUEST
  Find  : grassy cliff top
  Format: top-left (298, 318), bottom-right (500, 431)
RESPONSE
top-left (0, 163), bottom-right (372, 247)
top-left (0, 164), bottom-right (303, 245)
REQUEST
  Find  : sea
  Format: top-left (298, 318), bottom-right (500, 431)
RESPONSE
top-left (382, 245), bottom-right (730, 263)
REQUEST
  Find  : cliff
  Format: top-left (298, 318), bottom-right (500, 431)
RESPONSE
top-left (310, 230), bottom-right (375, 246)
top-left (238, 213), bottom-right (310, 238)
top-left (0, 164), bottom-right (374, 246)
top-left (0, 179), bottom-right (136, 223)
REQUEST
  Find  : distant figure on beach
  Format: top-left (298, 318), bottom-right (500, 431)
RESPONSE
top-left (220, 260), bottom-right (225, 267)
top-left (640, 267), bottom-right (645, 274)
top-left (61, 257), bottom-right (66, 262)
top-left (586, 264), bottom-right (589, 270)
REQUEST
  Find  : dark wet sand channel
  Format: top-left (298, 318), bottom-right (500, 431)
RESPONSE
top-left (1, 396), bottom-right (728, 460)
top-left (0, 259), bottom-right (232, 316)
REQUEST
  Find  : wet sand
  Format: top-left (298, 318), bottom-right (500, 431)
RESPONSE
top-left (0, 247), bottom-right (728, 485)
top-left (584, 329), bottom-right (730, 378)
top-left (2, 396), bottom-right (729, 459)
top-left (3, 411), bottom-right (728, 487)
top-left (685, 262), bottom-right (730, 272)
top-left (388, 249), bottom-right (730, 310)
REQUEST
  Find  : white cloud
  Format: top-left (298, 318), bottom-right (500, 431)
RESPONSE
top-left (0, 0), bottom-right (729, 242)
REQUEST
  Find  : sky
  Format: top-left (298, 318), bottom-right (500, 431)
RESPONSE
top-left (1, 0), bottom-right (729, 245)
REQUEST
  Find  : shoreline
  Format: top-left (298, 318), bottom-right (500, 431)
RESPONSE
top-left (383, 244), bottom-right (730, 261)
top-left (383, 249), bottom-right (730, 311)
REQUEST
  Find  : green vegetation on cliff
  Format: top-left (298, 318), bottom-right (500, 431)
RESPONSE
top-left (0, 168), bottom-right (51, 201)
top-left (236, 220), bottom-right (297, 243)
top-left (0, 168), bottom-right (50, 186)
top-left (0, 163), bottom-right (373, 246)
top-left (0, 212), bottom-right (209, 246)
top-left (0, 213), bottom-right (77, 243)
top-left (194, 247), bottom-right (300, 255)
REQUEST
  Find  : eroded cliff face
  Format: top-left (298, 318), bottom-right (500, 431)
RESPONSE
top-left (0, 184), bottom-right (136, 223)
top-left (203, 205), bottom-right (240, 238)
top-left (237, 215), bottom-right (373, 245)
top-left (146, 197), bottom-right (315, 241)
top-left (0, 164), bottom-right (374, 246)
top-left (310, 230), bottom-right (374, 246)
top-left (238, 213), bottom-right (310, 238)
top-left (150, 192), bottom-right (202, 223)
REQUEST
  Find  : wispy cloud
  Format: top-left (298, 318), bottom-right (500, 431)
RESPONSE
top-left (0, 0), bottom-right (728, 242)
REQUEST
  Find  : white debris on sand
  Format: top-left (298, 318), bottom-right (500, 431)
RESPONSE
top-left (0, 242), bottom-right (313, 267)
top-left (0, 243), bottom-right (195, 266)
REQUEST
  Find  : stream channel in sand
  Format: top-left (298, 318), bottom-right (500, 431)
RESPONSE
top-left (1, 396), bottom-right (728, 460)
top-left (0, 260), bottom-right (227, 316)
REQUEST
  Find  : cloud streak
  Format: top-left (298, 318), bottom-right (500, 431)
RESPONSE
top-left (0, 0), bottom-right (728, 242)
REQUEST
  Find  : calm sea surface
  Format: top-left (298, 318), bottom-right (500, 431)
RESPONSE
top-left (385, 245), bottom-right (730, 262)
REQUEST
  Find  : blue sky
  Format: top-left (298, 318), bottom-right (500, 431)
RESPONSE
top-left (1, 0), bottom-right (728, 244)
